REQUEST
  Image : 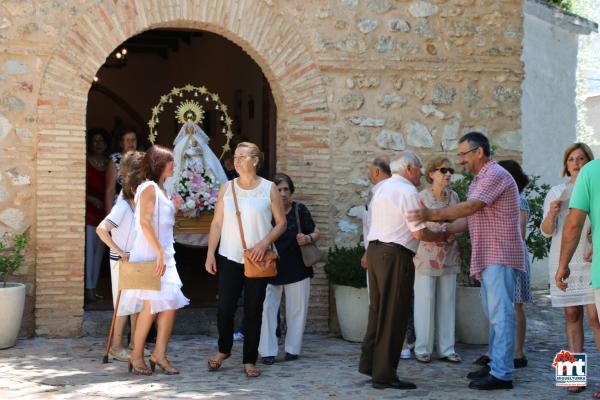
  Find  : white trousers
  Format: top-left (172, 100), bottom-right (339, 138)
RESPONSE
top-left (413, 273), bottom-right (457, 357)
top-left (109, 260), bottom-right (120, 309)
top-left (259, 278), bottom-right (310, 357)
top-left (85, 225), bottom-right (104, 289)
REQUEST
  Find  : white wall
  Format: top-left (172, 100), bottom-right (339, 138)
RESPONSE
top-left (521, 4), bottom-right (582, 289)
top-left (585, 95), bottom-right (600, 140)
top-left (521, 13), bottom-right (579, 188)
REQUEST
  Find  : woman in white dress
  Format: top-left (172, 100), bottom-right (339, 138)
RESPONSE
top-left (541, 143), bottom-right (600, 393)
top-left (119, 145), bottom-right (189, 375)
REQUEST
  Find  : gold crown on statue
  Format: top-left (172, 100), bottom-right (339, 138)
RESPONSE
top-left (176, 100), bottom-right (204, 125)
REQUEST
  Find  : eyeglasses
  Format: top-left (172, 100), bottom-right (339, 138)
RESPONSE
top-left (567, 156), bottom-right (588, 163)
top-left (435, 167), bottom-right (455, 174)
top-left (233, 155), bottom-right (255, 161)
top-left (456, 147), bottom-right (478, 158)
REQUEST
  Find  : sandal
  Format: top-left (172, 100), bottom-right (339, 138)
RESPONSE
top-left (128, 357), bottom-right (152, 376)
top-left (415, 354), bottom-right (431, 363)
top-left (149, 356), bottom-right (179, 375)
top-left (514, 356), bottom-right (528, 368)
top-left (440, 353), bottom-right (462, 363)
top-left (244, 364), bottom-right (261, 378)
top-left (207, 352), bottom-right (231, 371)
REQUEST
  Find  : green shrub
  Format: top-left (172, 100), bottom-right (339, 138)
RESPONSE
top-left (324, 244), bottom-right (367, 288)
top-left (450, 171), bottom-right (551, 286)
top-left (547, 0), bottom-right (573, 12)
top-left (0, 232), bottom-right (28, 287)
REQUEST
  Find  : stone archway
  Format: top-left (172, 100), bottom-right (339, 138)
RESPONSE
top-left (35, 0), bottom-right (330, 337)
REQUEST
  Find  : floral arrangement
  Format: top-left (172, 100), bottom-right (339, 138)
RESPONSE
top-left (172, 158), bottom-right (220, 217)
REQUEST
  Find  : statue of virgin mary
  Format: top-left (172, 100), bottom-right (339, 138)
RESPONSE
top-left (166, 120), bottom-right (228, 246)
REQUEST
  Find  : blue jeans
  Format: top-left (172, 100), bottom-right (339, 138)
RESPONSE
top-left (480, 265), bottom-right (516, 381)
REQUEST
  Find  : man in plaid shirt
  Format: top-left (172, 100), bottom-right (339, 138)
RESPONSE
top-left (408, 132), bottom-right (525, 390)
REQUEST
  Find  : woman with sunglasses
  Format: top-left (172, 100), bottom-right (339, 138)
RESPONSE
top-left (412, 156), bottom-right (462, 364)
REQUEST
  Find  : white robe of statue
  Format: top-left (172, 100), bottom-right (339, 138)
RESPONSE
top-left (166, 120), bottom-right (228, 247)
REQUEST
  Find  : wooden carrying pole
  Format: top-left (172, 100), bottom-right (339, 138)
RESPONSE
top-left (102, 290), bottom-right (122, 363)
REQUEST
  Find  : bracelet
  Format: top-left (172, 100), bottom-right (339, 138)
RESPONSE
top-left (308, 234), bottom-right (313, 243)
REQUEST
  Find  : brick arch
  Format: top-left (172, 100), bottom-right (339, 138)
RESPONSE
top-left (35, 0), bottom-right (330, 336)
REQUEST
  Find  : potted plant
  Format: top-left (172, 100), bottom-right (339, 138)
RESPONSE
top-left (324, 244), bottom-right (368, 342)
top-left (0, 231), bottom-right (28, 349)
top-left (450, 172), bottom-right (550, 344)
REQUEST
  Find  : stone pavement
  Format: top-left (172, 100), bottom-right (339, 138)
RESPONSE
top-left (1, 291), bottom-right (599, 399)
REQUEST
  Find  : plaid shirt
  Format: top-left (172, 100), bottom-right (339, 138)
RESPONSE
top-left (467, 160), bottom-right (525, 280)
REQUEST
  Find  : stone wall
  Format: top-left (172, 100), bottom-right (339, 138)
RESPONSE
top-left (0, 0), bottom-right (525, 337)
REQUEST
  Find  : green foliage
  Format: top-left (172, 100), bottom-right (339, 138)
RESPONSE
top-left (449, 171), bottom-right (551, 286)
top-left (0, 232), bottom-right (28, 287)
top-left (548, 0), bottom-right (573, 11)
top-left (523, 176), bottom-right (552, 262)
top-left (324, 244), bottom-right (367, 288)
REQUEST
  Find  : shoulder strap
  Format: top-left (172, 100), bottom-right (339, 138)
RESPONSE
top-left (294, 202), bottom-right (302, 234)
top-left (231, 179), bottom-right (248, 250)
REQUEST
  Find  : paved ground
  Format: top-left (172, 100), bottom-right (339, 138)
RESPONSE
top-left (1, 291), bottom-right (599, 399)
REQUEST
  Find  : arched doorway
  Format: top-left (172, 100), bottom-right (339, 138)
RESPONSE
top-left (84, 28), bottom-right (277, 312)
top-left (35, 0), bottom-right (330, 337)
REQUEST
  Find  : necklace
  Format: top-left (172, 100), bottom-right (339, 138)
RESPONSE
top-left (88, 156), bottom-right (107, 171)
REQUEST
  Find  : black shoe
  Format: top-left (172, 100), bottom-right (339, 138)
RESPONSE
top-left (468, 375), bottom-right (513, 390)
top-left (467, 365), bottom-right (490, 380)
top-left (372, 379), bottom-right (417, 390)
top-left (473, 354), bottom-right (490, 366)
top-left (261, 356), bottom-right (275, 365)
top-left (514, 357), bottom-right (528, 368)
top-left (284, 352), bottom-right (298, 361)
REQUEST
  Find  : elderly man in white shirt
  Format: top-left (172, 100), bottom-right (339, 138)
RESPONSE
top-left (358, 150), bottom-right (449, 390)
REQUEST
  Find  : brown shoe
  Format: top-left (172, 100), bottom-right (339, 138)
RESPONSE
top-left (149, 356), bottom-right (179, 375)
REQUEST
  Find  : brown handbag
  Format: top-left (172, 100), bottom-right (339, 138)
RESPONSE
top-left (294, 203), bottom-right (322, 267)
top-left (231, 179), bottom-right (278, 278)
top-left (118, 191), bottom-right (162, 291)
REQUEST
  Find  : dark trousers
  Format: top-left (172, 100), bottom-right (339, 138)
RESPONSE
top-left (217, 255), bottom-right (269, 364)
top-left (359, 241), bottom-right (415, 383)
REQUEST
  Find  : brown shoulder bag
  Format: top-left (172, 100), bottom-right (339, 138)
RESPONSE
top-left (294, 203), bottom-right (322, 267)
top-left (231, 179), bottom-right (278, 278)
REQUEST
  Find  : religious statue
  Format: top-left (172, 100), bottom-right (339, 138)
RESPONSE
top-left (165, 101), bottom-right (229, 246)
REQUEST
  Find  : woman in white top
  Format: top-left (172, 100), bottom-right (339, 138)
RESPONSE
top-left (205, 142), bottom-right (286, 378)
top-left (541, 143), bottom-right (600, 394)
top-left (96, 151), bottom-right (145, 362)
top-left (412, 157), bottom-right (462, 364)
top-left (119, 145), bottom-right (189, 376)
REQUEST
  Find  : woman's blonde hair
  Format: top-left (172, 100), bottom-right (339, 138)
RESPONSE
top-left (424, 156), bottom-right (452, 184)
top-left (562, 142), bottom-right (594, 177)
top-left (236, 141), bottom-right (264, 169)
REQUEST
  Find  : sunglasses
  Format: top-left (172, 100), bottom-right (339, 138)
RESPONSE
top-left (435, 167), bottom-right (455, 174)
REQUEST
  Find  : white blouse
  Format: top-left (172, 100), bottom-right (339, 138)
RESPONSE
top-left (219, 178), bottom-right (274, 264)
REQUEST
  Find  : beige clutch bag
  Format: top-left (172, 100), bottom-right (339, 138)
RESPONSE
top-left (119, 260), bottom-right (161, 291)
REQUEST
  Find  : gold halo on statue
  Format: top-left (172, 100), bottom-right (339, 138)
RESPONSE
top-left (147, 83), bottom-right (234, 159)
top-left (176, 100), bottom-right (204, 125)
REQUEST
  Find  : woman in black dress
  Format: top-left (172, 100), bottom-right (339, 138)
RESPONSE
top-left (258, 173), bottom-right (320, 364)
